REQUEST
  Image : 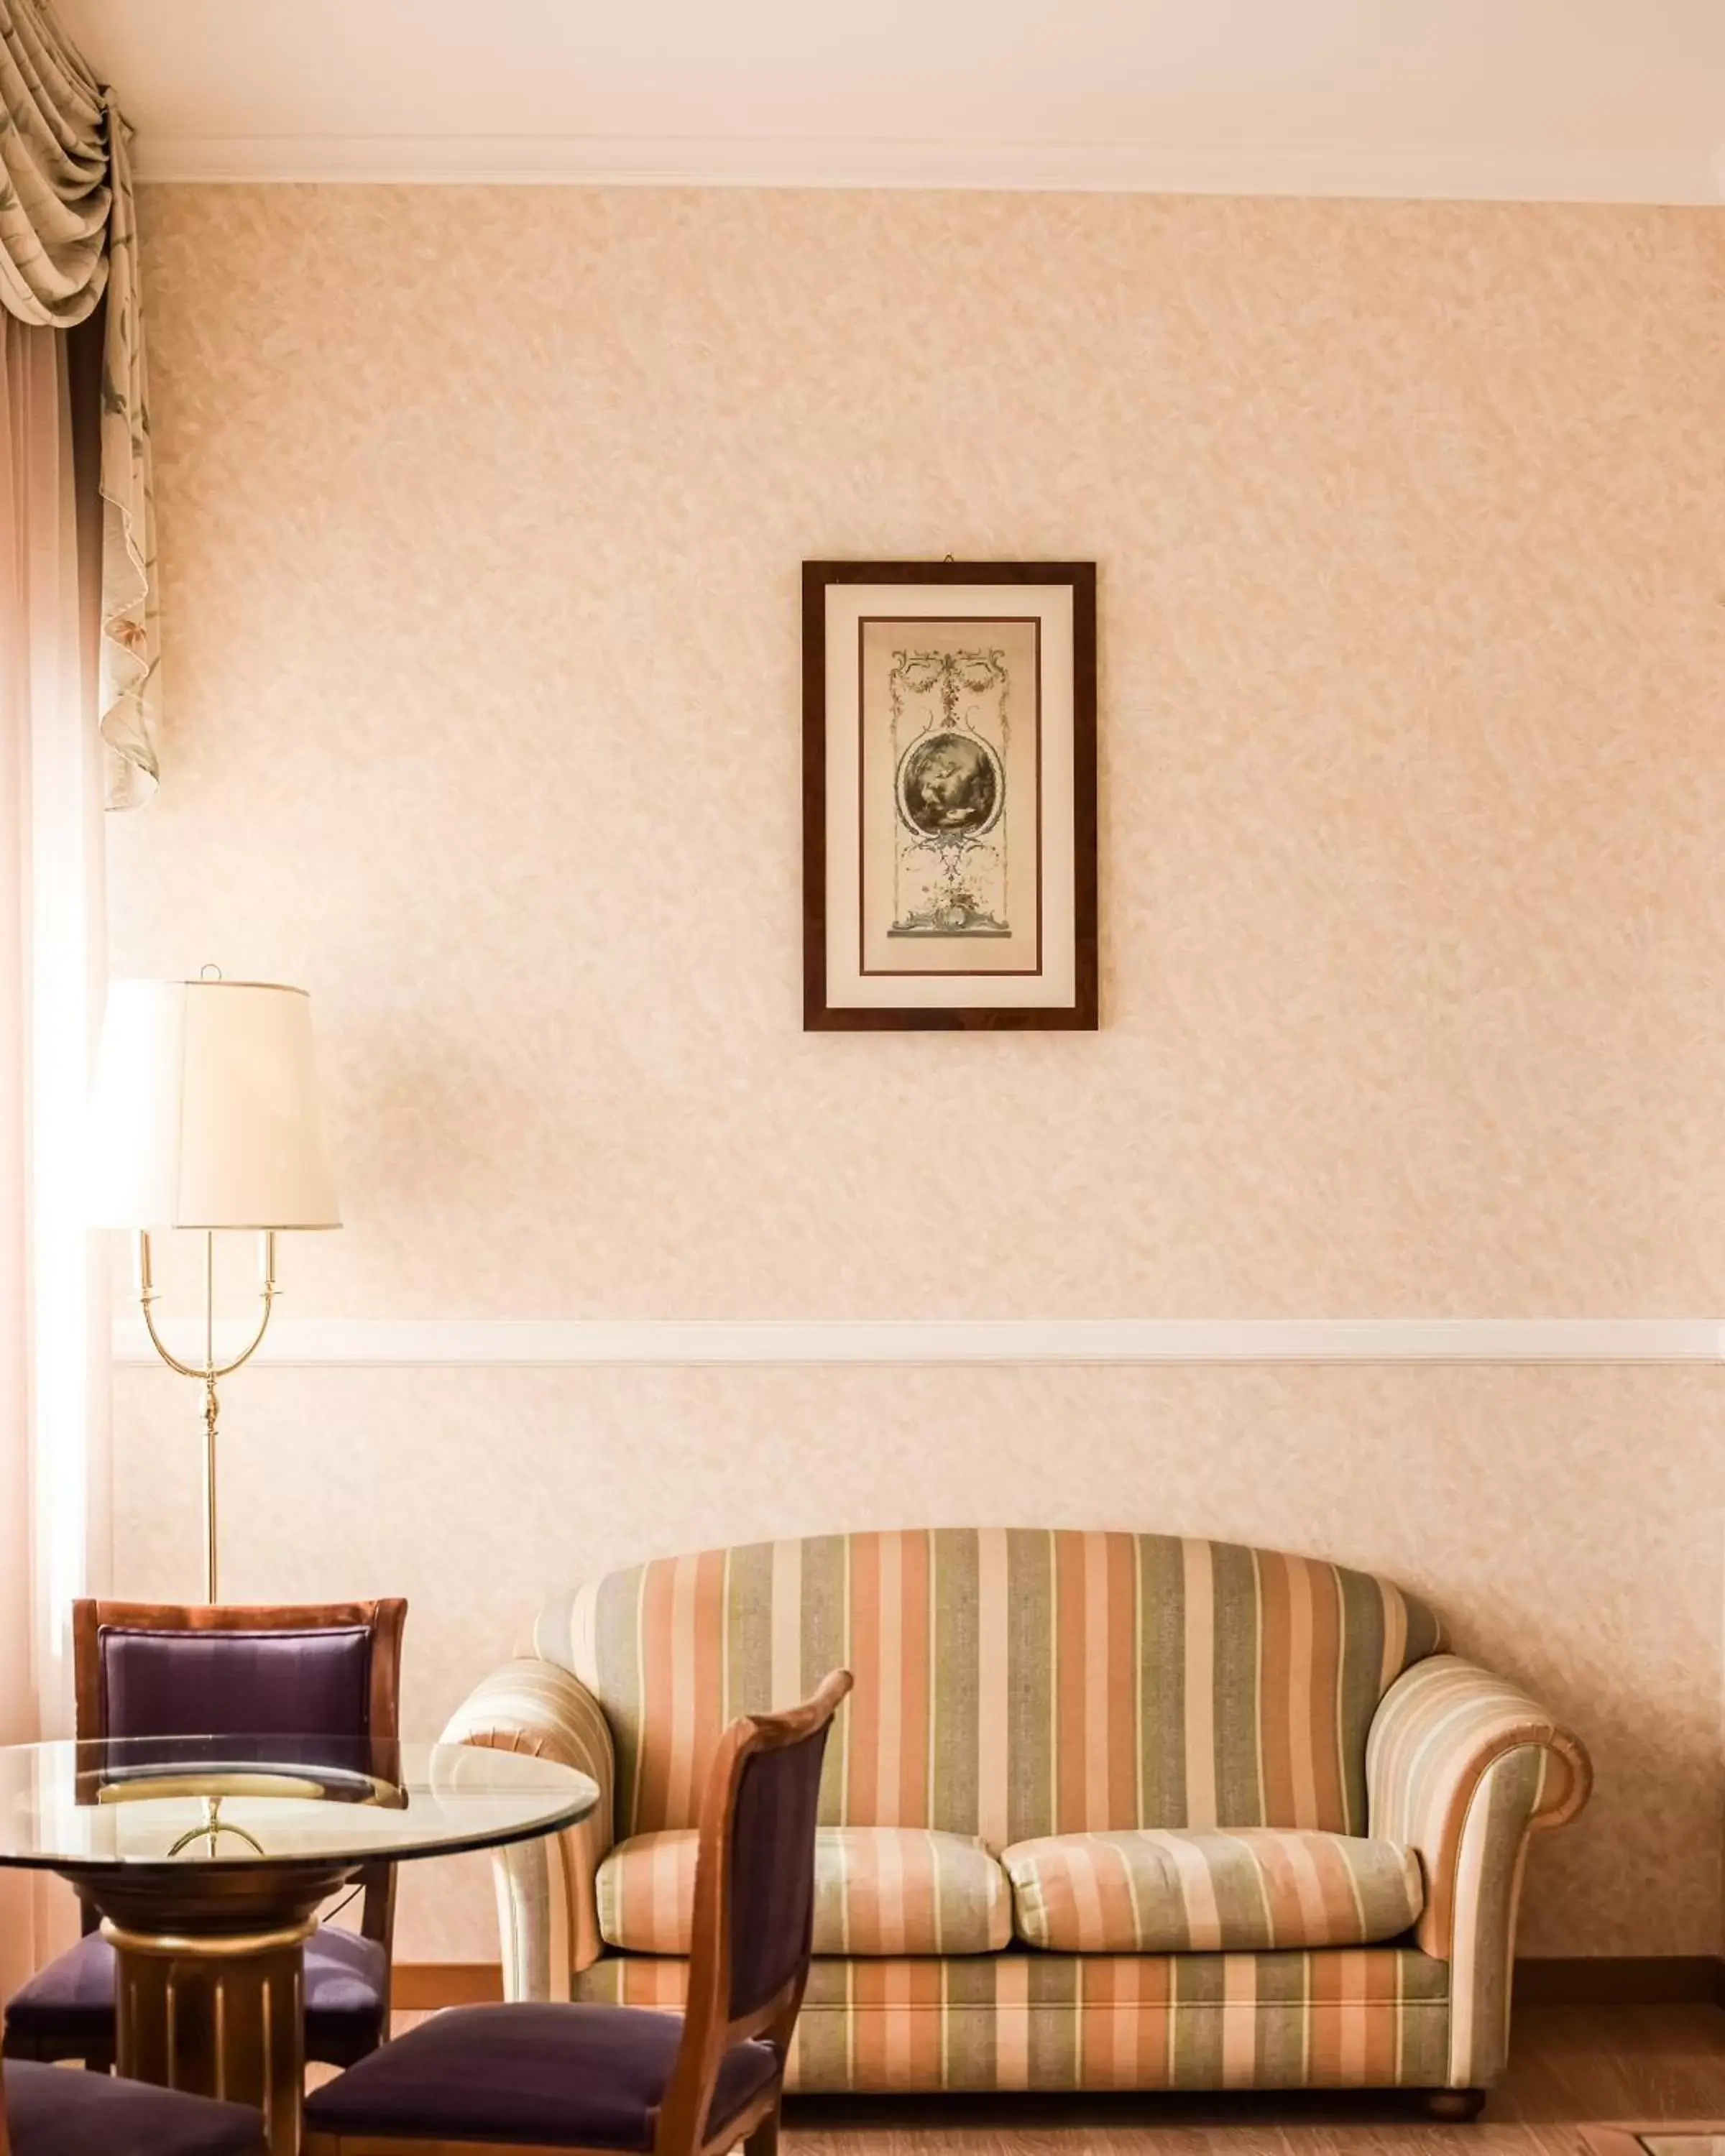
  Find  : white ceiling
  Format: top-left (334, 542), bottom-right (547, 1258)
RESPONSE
top-left (57, 0), bottom-right (1725, 201)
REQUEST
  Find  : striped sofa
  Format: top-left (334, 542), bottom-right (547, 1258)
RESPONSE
top-left (443, 1531), bottom-right (1589, 2105)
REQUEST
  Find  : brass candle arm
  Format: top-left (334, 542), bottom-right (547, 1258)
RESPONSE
top-left (134, 1229), bottom-right (279, 1605)
top-left (165, 1795), bottom-right (267, 1861)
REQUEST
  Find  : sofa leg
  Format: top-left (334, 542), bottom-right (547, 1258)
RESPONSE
top-left (1425, 2089), bottom-right (1486, 2122)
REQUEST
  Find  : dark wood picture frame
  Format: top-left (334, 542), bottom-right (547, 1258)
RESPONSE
top-left (802, 560), bottom-right (1098, 1031)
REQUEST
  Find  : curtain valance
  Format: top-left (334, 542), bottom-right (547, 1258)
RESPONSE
top-left (1, 0), bottom-right (157, 806)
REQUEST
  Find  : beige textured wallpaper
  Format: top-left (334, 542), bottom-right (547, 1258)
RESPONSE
top-left (109, 185), bottom-right (1725, 1964)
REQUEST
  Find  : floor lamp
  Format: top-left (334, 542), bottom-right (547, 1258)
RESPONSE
top-left (88, 975), bottom-right (341, 1605)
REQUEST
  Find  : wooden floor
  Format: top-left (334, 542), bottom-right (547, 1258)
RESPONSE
top-left (759, 2007), bottom-right (1725, 2156)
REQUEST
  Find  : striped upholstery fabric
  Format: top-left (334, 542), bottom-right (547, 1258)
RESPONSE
top-left (441, 1659), bottom-right (616, 1979)
top-left (1366, 1655), bottom-right (1591, 2088)
top-left (575, 1948), bottom-right (1452, 2092)
top-left (1003, 1828), bottom-right (1422, 1953)
top-left (530, 1531), bottom-right (1443, 1843)
top-left (596, 1830), bottom-right (698, 1953)
top-left (448, 1535), bottom-right (1590, 2094)
top-left (597, 1825), bottom-right (1011, 1957)
top-left (1365, 1655), bottom-right (1592, 1958)
top-left (1444, 1746), bottom-right (1550, 2087)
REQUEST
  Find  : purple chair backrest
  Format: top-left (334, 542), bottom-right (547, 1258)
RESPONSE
top-left (100, 1626), bottom-right (374, 1743)
top-left (724, 1705), bottom-right (834, 2021)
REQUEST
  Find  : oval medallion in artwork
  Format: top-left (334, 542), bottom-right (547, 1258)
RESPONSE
top-left (896, 731), bottom-right (1005, 839)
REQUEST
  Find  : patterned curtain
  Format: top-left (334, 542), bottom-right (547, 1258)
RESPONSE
top-left (1, 0), bottom-right (156, 806)
top-left (2, 308), bottom-right (111, 1984)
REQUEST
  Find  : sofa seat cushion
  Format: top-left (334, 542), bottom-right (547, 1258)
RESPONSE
top-left (1003, 1828), bottom-right (1423, 1953)
top-left (597, 1825), bottom-right (1011, 1956)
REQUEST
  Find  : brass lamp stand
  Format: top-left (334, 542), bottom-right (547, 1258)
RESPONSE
top-left (134, 1230), bottom-right (279, 1607)
top-left (91, 976), bottom-right (341, 1607)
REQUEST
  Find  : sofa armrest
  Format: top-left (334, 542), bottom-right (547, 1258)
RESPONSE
top-left (441, 1658), bottom-right (616, 1995)
top-left (1367, 1654), bottom-right (1591, 2086)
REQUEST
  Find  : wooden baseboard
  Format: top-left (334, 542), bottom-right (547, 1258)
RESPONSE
top-left (393, 1963), bottom-right (502, 2010)
top-left (1514, 1957), bottom-right (1725, 2006)
top-left (394, 1958), bottom-right (1725, 2013)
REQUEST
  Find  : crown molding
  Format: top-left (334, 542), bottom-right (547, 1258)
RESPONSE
top-left (129, 132), bottom-right (1724, 205)
top-left (112, 1316), bottom-right (1725, 1368)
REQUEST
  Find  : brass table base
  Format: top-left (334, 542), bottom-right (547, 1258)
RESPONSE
top-left (77, 1860), bottom-right (359, 2156)
top-left (105, 1916), bottom-right (315, 2155)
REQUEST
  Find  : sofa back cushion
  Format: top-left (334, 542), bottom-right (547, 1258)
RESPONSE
top-left (529, 1530), bottom-right (1442, 1843)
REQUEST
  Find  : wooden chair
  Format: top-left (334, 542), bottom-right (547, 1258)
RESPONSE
top-left (3, 1597), bottom-right (407, 2074)
top-left (302, 1667), bottom-right (853, 2156)
top-left (0, 2056), bottom-right (264, 2156)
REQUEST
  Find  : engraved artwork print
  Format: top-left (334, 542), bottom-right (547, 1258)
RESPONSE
top-left (804, 560), bottom-right (1095, 1031)
top-left (860, 618), bottom-right (1041, 977)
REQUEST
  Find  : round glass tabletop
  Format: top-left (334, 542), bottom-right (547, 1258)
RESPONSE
top-left (0, 1735), bottom-right (598, 1872)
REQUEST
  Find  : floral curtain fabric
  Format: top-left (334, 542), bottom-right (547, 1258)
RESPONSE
top-left (1, 0), bottom-right (157, 806)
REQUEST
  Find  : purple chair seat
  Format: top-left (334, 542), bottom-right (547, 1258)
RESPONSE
top-left (303, 2004), bottom-right (779, 2148)
top-left (6, 1922), bottom-right (387, 2063)
top-left (5, 2058), bottom-right (262, 2155)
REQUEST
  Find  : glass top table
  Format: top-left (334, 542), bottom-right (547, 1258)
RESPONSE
top-left (0, 1733), bottom-right (597, 1870)
top-left (0, 1733), bottom-right (598, 2155)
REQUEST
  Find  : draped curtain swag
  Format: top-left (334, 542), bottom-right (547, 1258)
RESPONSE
top-left (0, 0), bottom-right (156, 806)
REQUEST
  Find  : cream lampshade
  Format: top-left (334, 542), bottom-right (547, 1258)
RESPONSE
top-left (89, 979), bottom-right (340, 1230)
top-left (88, 975), bottom-right (341, 1603)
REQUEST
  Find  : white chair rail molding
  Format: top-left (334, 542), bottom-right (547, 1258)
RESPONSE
top-left (108, 1314), bottom-right (1725, 1367)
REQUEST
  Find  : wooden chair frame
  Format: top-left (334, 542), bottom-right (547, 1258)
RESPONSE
top-left (3, 1598), bottom-right (407, 2072)
top-left (303, 1667), bottom-right (853, 2156)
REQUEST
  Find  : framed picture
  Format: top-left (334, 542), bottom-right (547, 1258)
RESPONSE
top-left (802, 560), bottom-right (1098, 1031)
